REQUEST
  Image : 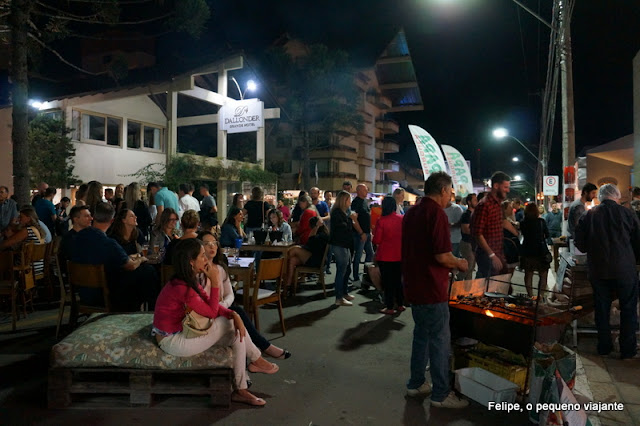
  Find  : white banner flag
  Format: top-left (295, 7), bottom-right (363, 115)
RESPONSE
top-left (441, 145), bottom-right (474, 197)
top-left (408, 125), bottom-right (447, 179)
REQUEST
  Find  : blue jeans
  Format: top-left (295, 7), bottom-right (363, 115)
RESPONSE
top-left (324, 245), bottom-right (333, 273)
top-left (591, 275), bottom-right (639, 357)
top-left (408, 303), bottom-right (451, 402)
top-left (352, 233), bottom-right (373, 280)
top-left (332, 246), bottom-right (351, 300)
top-left (451, 242), bottom-right (460, 258)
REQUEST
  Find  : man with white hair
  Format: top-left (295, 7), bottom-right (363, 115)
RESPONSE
top-left (575, 184), bottom-right (640, 359)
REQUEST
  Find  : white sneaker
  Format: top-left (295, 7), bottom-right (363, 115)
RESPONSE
top-left (406, 382), bottom-right (432, 397)
top-left (430, 392), bottom-right (469, 408)
top-left (344, 294), bottom-right (355, 301)
top-left (335, 298), bottom-right (353, 306)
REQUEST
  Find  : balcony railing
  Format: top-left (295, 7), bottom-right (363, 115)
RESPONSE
top-left (309, 146), bottom-right (358, 162)
top-left (367, 93), bottom-right (392, 110)
top-left (375, 118), bottom-right (399, 135)
top-left (375, 139), bottom-right (400, 153)
top-left (376, 159), bottom-right (400, 172)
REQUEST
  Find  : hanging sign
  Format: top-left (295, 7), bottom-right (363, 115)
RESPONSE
top-left (219, 99), bottom-right (264, 134)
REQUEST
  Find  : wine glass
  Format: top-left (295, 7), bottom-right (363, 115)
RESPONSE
top-left (234, 237), bottom-right (243, 262)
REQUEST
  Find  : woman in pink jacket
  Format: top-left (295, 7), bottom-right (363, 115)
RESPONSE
top-left (372, 196), bottom-right (405, 314)
top-left (153, 238), bottom-right (278, 406)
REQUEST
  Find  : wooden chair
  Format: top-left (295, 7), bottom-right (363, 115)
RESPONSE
top-left (0, 250), bottom-right (18, 331)
top-left (236, 257), bottom-right (285, 335)
top-left (31, 242), bottom-right (49, 299)
top-left (66, 261), bottom-right (111, 330)
top-left (293, 244), bottom-right (330, 297)
top-left (13, 242), bottom-right (36, 317)
top-left (53, 237), bottom-right (72, 338)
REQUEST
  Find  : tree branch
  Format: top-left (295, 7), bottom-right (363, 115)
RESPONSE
top-left (27, 32), bottom-right (107, 76)
top-left (32, 9), bottom-right (173, 25)
top-left (65, 30), bottom-right (172, 40)
top-left (36, 1), bottom-right (101, 21)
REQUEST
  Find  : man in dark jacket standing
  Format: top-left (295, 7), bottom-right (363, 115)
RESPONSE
top-left (575, 184), bottom-right (640, 359)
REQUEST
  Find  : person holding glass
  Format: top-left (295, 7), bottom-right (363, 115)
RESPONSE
top-left (149, 208), bottom-right (179, 255)
top-left (153, 238), bottom-right (279, 407)
top-left (220, 206), bottom-right (246, 248)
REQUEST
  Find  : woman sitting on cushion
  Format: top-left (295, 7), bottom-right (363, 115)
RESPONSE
top-left (198, 231), bottom-right (291, 360)
top-left (153, 238), bottom-right (278, 406)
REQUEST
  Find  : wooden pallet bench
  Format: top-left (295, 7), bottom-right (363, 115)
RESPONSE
top-left (49, 313), bottom-right (234, 409)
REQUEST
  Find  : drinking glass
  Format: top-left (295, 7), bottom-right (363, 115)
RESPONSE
top-left (141, 244), bottom-right (149, 257)
top-left (234, 238), bottom-right (243, 261)
top-left (153, 244), bottom-right (160, 255)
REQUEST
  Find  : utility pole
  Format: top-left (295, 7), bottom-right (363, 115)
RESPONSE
top-left (558, 0), bottom-right (576, 171)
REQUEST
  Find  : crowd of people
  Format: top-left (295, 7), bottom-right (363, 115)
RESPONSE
top-left (2, 170), bottom-right (639, 408)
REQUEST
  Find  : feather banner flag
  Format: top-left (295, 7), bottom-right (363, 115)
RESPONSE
top-left (408, 125), bottom-right (447, 180)
top-left (441, 145), bottom-right (474, 197)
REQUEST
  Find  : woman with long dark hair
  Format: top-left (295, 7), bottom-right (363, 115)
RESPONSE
top-left (198, 231), bottom-right (291, 360)
top-left (85, 180), bottom-right (104, 215)
top-left (108, 208), bottom-right (144, 255)
top-left (220, 206), bottom-right (246, 248)
top-left (149, 208), bottom-right (179, 251)
top-left (372, 197), bottom-right (404, 314)
top-left (153, 238), bottom-right (278, 406)
top-left (520, 203), bottom-right (550, 299)
top-left (267, 208), bottom-right (292, 243)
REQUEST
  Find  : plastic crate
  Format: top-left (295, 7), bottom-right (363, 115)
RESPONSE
top-left (454, 368), bottom-right (519, 407)
top-left (467, 352), bottom-right (527, 391)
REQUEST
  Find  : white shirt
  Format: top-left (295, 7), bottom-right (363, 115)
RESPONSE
top-left (179, 194), bottom-right (201, 215)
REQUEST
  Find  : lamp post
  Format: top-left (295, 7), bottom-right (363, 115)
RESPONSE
top-left (229, 77), bottom-right (257, 101)
top-left (493, 127), bottom-right (544, 196)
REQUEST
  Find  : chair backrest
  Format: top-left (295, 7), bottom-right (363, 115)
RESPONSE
top-left (318, 243), bottom-right (330, 270)
top-left (66, 261), bottom-right (111, 311)
top-left (16, 243), bottom-right (35, 291)
top-left (31, 243), bottom-right (48, 279)
top-left (252, 257), bottom-right (284, 303)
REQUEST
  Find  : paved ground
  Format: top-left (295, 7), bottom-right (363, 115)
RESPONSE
top-left (1, 265), bottom-right (639, 425)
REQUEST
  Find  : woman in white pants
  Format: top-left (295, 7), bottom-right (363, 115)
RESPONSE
top-left (153, 238), bottom-right (279, 406)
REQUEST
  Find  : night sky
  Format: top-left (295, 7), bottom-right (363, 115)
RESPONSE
top-left (22, 0), bottom-right (640, 182)
top-left (206, 0), bottom-right (640, 181)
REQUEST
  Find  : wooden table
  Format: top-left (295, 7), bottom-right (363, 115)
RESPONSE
top-left (551, 238), bottom-right (569, 272)
top-left (243, 242), bottom-right (294, 292)
top-left (227, 257), bottom-right (255, 311)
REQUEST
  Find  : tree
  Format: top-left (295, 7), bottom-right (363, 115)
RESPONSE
top-left (260, 43), bottom-right (364, 189)
top-left (2, 0), bottom-right (211, 205)
top-left (28, 115), bottom-right (78, 188)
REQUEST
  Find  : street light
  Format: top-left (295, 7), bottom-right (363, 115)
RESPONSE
top-left (492, 127), bottom-right (542, 166)
top-left (514, 175), bottom-right (522, 181)
top-left (230, 77), bottom-right (257, 100)
top-left (512, 156), bottom-right (519, 162)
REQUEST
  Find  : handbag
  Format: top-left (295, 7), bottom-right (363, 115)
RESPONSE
top-left (182, 306), bottom-right (212, 339)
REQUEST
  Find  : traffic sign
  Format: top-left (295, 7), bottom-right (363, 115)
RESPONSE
top-left (543, 175), bottom-right (559, 196)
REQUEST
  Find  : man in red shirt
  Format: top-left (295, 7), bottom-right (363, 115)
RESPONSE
top-left (402, 172), bottom-right (469, 408)
top-left (471, 171), bottom-right (511, 278)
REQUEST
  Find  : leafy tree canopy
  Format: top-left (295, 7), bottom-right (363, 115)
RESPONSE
top-left (28, 114), bottom-right (78, 188)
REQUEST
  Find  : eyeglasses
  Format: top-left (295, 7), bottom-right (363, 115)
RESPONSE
top-left (168, 218), bottom-right (178, 222)
top-left (203, 241), bottom-right (218, 247)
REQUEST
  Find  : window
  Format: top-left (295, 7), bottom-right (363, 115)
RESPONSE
top-left (75, 110), bottom-right (122, 146)
top-left (42, 110), bottom-right (63, 121)
top-left (143, 126), bottom-right (162, 150)
top-left (127, 121), bottom-right (141, 149)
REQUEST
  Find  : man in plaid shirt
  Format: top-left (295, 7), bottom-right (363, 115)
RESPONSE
top-left (471, 171), bottom-right (511, 278)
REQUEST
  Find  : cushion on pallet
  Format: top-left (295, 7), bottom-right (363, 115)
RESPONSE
top-left (51, 313), bottom-right (233, 370)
